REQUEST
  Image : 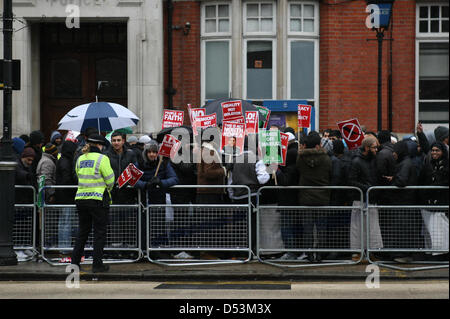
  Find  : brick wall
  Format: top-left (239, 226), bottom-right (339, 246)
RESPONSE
top-left (319, 0), bottom-right (416, 133)
top-left (163, 0), bottom-right (201, 125)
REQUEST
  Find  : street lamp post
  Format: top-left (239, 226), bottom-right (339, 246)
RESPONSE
top-left (366, 0), bottom-right (394, 132)
top-left (0, 0), bottom-right (18, 266)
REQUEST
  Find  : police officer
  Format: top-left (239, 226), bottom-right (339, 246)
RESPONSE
top-left (71, 134), bottom-right (115, 273)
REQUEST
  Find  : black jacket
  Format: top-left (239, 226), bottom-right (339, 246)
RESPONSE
top-left (375, 142), bottom-right (396, 204)
top-left (296, 147), bottom-right (332, 206)
top-left (277, 143), bottom-right (299, 206)
top-left (348, 148), bottom-right (377, 202)
top-left (169, 161), bottom-right (197, 204)
top-left (106, 146), bottom-right (138, 204)
top-left (420, 156), bottom-right (449, 205)
top-left (55, 141), bottom-right (78, 204)
top-left (15, 158), bottom-right (35, 204)
top-left (390, 141), bottom-right (418, 205)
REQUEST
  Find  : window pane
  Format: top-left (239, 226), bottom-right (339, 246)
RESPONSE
top-left (419, 6), bottom-right (428, 19)
top-left (52, 58), bottom-right (81, 98)
top-left (431, 20), bottom-right (439, 32)
top-left (290, 19), bottom-right (301, 32)
top-left (291, 4), bottom-right (301, 18)
top-left (247, 4), bottom-right (258, 17)
top-left (419, 102), bottom-right (449, 123)
top-left (218, 5), bottom-right (229, 17)
top-left (261, 18), bottom-right (273, 32)
top-left (205, 20), bottom-right (216, 33)
top-left (443, 6), bottom-right (449, 18)
top-left (247, 41), bottom-right (273, 99)
top-left (205, 41), bottom-right (229, 100)
top-left (205, 5), bottom-right (216, 18)
top-left (431, 6), bottom-right (439, 18)
top-left (247, 18), bottom-right (259, 32)
top-left (443, 20), bottom-right (449, 33)
top-left (304, 19), bottom-right (314, 32)
top-left (261, 4), bottom-right (272, 17)
top-left (291, 41), bottom-right (314, 99)
top-left (96, 58), bottom-right (127, 98)
top-left (419, 43), bottom-right (449, 100)
top-left (304, 5), bottom-right (314, 18)
top-left (219, 19), bottom-right (229, 33)
top-left (420, 20), bottom-right (428, 33)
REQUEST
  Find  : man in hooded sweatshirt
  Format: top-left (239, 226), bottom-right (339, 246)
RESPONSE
top-left (296, 133), bottom-right (332, 262)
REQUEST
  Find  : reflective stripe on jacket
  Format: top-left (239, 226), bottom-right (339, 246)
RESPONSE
top-left (75, 152), bottom-right (115, 202)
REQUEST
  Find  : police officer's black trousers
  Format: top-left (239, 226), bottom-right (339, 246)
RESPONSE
top-left (72, 200), bottom-right (109, 268)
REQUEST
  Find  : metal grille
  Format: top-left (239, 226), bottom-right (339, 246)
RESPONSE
top-left (370, 207), bottom-right (449, 252)
top-left (13, 206), bottom-right (35, 249)
top-left (43, 206), bottom-right (139, 250)
top-left (147, 206), bottom-right (249, 249)
top-left (258, 207), bottom-right (353, 252)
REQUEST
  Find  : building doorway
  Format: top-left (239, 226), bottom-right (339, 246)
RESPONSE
top-left (40, 22), bottom-right (127, 140)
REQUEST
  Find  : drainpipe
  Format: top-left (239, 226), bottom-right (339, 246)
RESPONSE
top-left (166, 0), bottom-right (176, 109)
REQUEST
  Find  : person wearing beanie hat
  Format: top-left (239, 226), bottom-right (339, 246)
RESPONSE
top-left (138, 135), bottom-right (152, 145)
top-left (434, 126), bottom-right (449, 146)
top-left (36, 143), bottom-right (58, 204)
top-left (50, 131), bottom-right (63, 146)
top-left (29, 130), bottom-right (45, 147)
top-left (27, 130), bottom-right (45, 187)
top-left (12, 137), bottom-right (26, 159)
top-left (15, 147), bottom-right (36, 204)
top-left (127, 135), bottom-right (138, 145)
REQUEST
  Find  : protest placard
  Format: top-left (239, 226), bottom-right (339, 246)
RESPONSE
top-left (222, 122), bottom-right (245, 155)
top-left (127, 163), bottom-right (144, 187)
top-left (192, 113), bottom-right (217, 136)
top-left (188, 103), bottom-right (206, 124)
top-left (337, 118), bottom-right (365, 150)
top-left (158, 134), bottom-right (182, 158)
top-left (255, 105), bottom-right (271, 129)
top-left (162, 110), bottom-right (184, 129)
top-left (65, 130), bottom-right (79, 143)
top-left (245, 111), bottom-right (259, 134)
top-left (298, 104), bottom-right (312, 128)
top-left (259, 130), bottom-right (282, 164)
top-left (280, 132), bottom-right (289, 166)
top-left (221, 100), bottom-right (243, 121)
top-left (117, 166), bottom-right (132, 188)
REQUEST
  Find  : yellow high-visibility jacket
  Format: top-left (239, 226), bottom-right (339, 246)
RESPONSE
top-left (75, 152), bottom-right (115, 203)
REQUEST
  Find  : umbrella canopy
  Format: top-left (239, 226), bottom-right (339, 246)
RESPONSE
top-left (155, 125), bottom-right (193, 143)
top-left (57, 102), bottom-right (139, 133)
top-left (202, 98), bottom-right (266, 125)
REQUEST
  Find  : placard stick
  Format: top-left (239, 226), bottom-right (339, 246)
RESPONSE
top-left (272, 171), bottom-right (278, 186)
top-left (154, 156), bottom-right (163, 177)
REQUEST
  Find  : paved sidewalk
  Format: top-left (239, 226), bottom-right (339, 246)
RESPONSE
top-left (0, 258), bottom-right (447, 281)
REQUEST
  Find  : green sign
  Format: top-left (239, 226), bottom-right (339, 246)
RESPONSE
top-left (259, 130), bottom-right (282, 164)
top-left (255, 105), bottom-right (270, 129)
top-left (37, 175), bottom-right (45, 208)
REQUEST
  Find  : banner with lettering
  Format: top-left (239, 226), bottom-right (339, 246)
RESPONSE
top-left (221, 100), bottom-right (243, 121)
top-left (259, 130), bottom-right (282, 164)
top-left (298, 104), bottom-right (312, 128)
top-left (158, 134), bottom-right (182, 158)
top-left (280, 132), bottom-right (289, 166)
top-left (162, 110), bottom-right (184, 129)
top-left (245, 111), bottom-right (259, 135)
top-left (192, 113), bottom-right (217, 136)
top-left (255, 105), bottom-right (271, 129)
top-left (221, 122), bottom-right (246, 155)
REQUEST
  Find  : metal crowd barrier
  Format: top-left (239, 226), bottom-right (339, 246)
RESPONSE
top-left (14, 185), bottom-right (38, 261)
top-left (256, 186), bottom-right (365, 268)
top-left (146, 185), bottom-right (252, 266)
top-left (41, 185), bottom-right (142, 266)
top-left (366, 186), bottom-right (449, 271)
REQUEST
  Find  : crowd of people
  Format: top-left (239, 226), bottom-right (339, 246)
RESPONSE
top-left (8, 122), bottom-right (449, 263)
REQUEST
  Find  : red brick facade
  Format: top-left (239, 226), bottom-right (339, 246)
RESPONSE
top-left (165, 0), bottom-right (417, 132)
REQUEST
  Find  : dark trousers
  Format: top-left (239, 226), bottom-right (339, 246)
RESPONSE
top-left (72, 201), bottom-right (109, 267)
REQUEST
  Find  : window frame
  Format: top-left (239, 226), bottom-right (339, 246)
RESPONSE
top-left (201, 39), bottom-right (232, 104)
top-left (416, 3), bottom-right (449, 37)
top-left (415, 38), bottom-right (449, 126)
top-left (243, 38), bottom-right (277, 101)
top-left (201, 2), bottom-right (232, 37)
top-left (243, 1), bottom-right (277, 36)
top-left (288, 1), bottom-right (320, 36)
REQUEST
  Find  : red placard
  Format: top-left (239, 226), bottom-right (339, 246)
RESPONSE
top-left (158, 134), bottom-right (182, 158)
top-left (65, 130), bottom-right (79, 143)
top-left (245, 111), bottom-right (259, 134)
top-left (188, 104), bottom-right (206, 124)
top-left (117, 166), bottom-right (132, 189)
top-left (298, 104), bottom-right (312, 128)
top-left (337, 118), bottom-right (365, 150)
top-left (280, 132), bottom-right (289, 167)
top-left (162, 110), bottom-right (184, 129)
top-left (127, 163), bottom-right (144, 187)
top-left (221, 122), bottom-right (246, 155)
top-left (221, 100), bottom-right (243, 121)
